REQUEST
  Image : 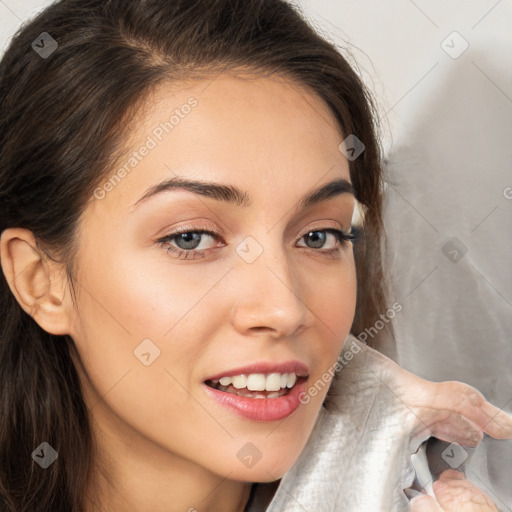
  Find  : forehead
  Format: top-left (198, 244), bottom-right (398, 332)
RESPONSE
top-left (92, 73), bottom-right (351, 217)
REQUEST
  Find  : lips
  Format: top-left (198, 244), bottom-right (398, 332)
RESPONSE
top-left (202, 360), bottom-right (310, 422)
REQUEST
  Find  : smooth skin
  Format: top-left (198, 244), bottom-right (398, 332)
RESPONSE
top-left (0, 73), bottom-right (508, 512)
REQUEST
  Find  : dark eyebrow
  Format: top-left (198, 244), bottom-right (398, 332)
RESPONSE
top-left (131, 176), bottom-right (354, 212)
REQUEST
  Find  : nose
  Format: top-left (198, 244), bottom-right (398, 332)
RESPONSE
top-left (229, 238), bottom-right (315, 339)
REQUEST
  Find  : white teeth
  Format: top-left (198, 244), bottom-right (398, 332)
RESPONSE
top-left (232, 375), bottom-right (248, 389)
top-left (286, 373), bottom-right (297, 388)
top-left (247, 373), bottom-right (266, 391)
top-left (265, 373), bottom-right (282, 392)
top-left (214, 372), bottom-right (300, 392)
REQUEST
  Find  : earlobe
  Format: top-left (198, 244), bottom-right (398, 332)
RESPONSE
top-left (0, 227), bottom-right (73, 335)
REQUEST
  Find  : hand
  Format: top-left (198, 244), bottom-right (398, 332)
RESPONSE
top-left (376, 353), bottom-right (512, 446)
top-left (410, 470), bottom-right (498, 512)
top-left (376, 353), bottom-right (511, 511)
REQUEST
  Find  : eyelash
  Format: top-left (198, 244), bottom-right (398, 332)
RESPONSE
top-left (156, 226), bottom-right (361, 261)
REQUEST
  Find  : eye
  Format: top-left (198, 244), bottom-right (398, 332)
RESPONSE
top-left (156, 229), bottom-right (222, 260)
top-left (296, 228), bottom-right (359, 252)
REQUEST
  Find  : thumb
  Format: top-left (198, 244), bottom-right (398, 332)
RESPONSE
top-left (410, 495), bottom-right (444, 512)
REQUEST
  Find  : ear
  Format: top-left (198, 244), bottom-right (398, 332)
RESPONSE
top-left (0, 227), bottom-right (73, 335)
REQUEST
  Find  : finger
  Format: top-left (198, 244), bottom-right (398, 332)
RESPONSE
top-left (410, 495), bottom-right (444, 512)
top-left (410, 409), bottom-right (483, 447)
top-left (425, 381), bottom-right (512, 440)
top-left (404, 378), bottom-right (512, 441)
top-left (433, 473), bottom-right (499, 511)
top-left (438, 469), bottom-right (465, 481)
top-left (383, 363), bottom-right (512, 440)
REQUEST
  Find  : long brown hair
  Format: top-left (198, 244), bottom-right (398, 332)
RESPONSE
top-left (0, 0), bottom-right (388, 509)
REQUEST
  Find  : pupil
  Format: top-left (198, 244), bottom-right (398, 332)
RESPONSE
top-left (177, 232), bottom-right (201, 250)
top-left (306, 231), bottom-right (325, 248)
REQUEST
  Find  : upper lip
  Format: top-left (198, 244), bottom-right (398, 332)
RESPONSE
top-left (204, 360), bottom-right (310, 382)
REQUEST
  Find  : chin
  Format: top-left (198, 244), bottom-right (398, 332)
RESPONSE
top-left (220, 441), bottom-right (305, 483)
top-left (228, 464), bottom-right (291, 483)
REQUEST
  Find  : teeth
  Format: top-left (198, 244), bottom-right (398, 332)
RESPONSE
top-left (219, 376), bottom-right (232, 386)
top-left (247, 373), bottom-right (266, 391)
top-left (232, 375), bottom-right (248, 389)
top-left (265, 373), bottom-right (282, 392)
top-left (214, 372), bottom-right (299, 392)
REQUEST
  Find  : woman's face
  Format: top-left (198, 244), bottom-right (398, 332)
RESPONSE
top-left (69, 73), bottom-right (357, 482)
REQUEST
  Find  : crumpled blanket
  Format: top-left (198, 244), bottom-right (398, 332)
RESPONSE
top-left (248, 335), bottom-right (512, 512)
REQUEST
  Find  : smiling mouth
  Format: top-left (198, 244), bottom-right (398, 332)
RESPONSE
top-left (205, 372), bottom-right (308, 399)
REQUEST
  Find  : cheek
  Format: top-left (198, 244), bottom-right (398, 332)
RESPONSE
top-left (68, 247), bottom-right (241, 470)
top-left (72, 232), bottom-right (226, 344)
top-left (68, 235), bottom-right (238, 407)
top-left (297, 252), bottom-right (357, 401)
top-left (304, 251), bottom-right (357, 353)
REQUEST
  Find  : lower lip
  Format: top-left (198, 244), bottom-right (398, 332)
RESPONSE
top-left (203, 380), bottom-right (307, 422)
